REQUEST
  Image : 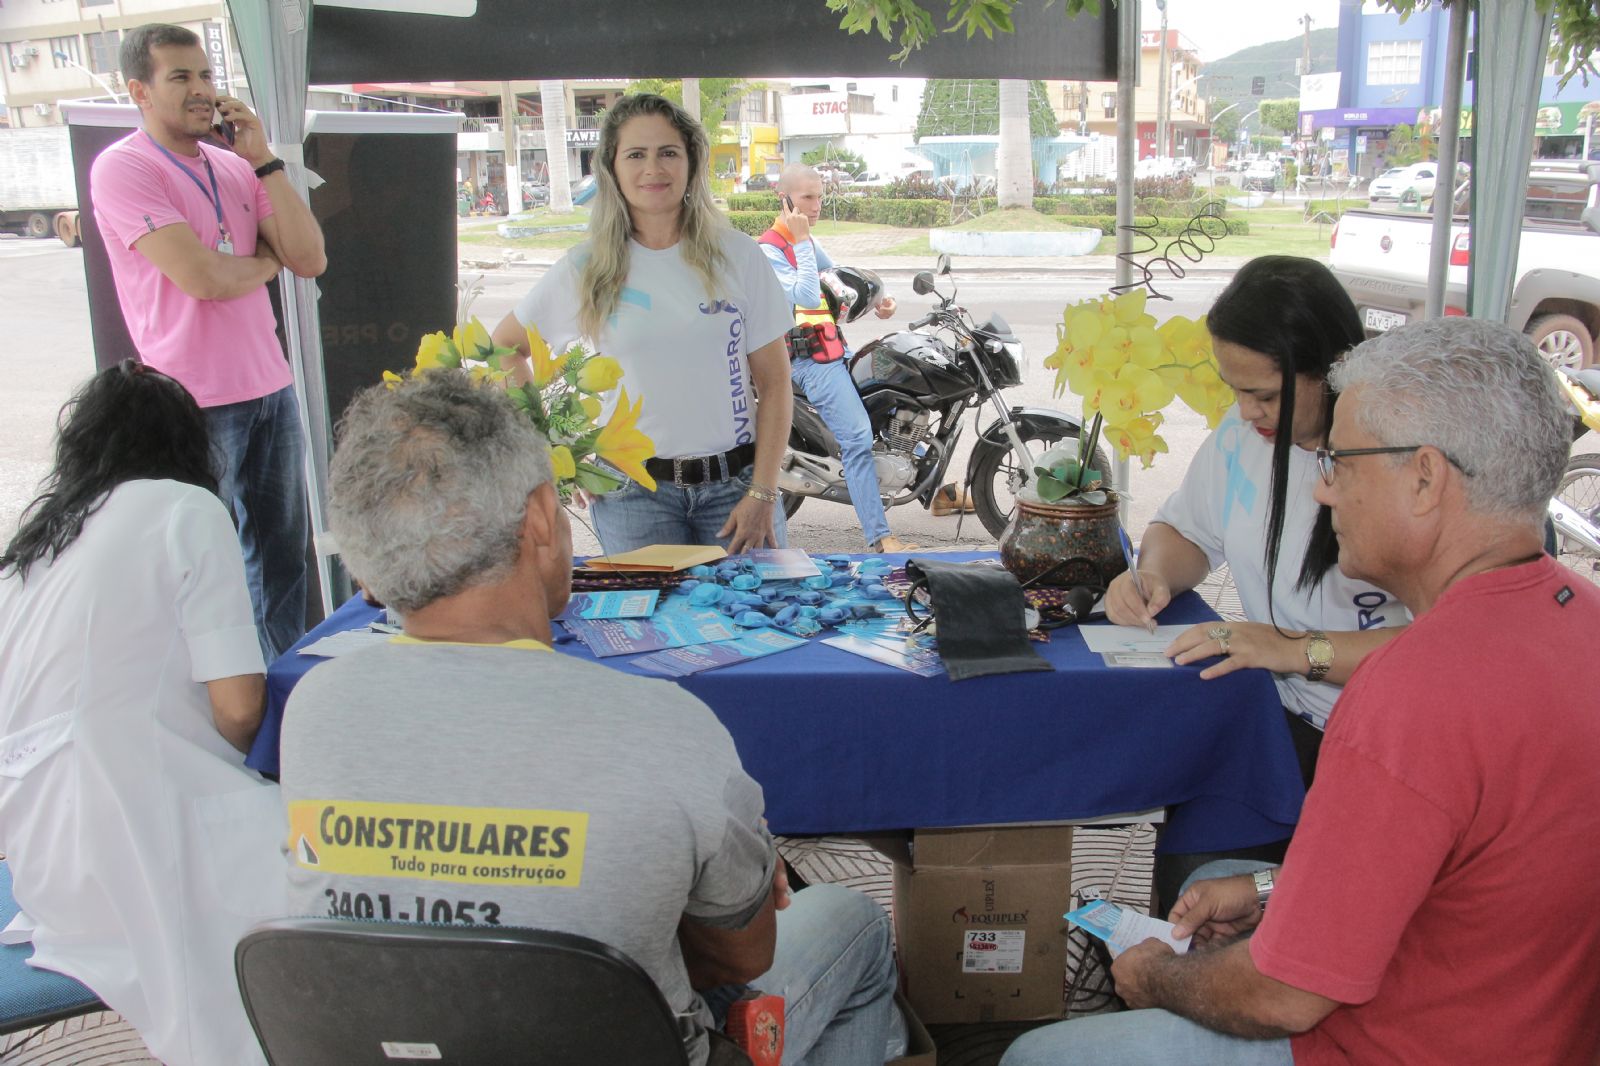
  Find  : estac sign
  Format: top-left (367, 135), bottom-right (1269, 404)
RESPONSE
top-left (781, 92), bottom-right (851, 137)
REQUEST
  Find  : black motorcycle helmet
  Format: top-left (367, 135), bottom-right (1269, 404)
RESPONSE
top-left (822, 266), bottom-right (885, 323)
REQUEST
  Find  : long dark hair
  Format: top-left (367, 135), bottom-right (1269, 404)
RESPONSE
top-left (1, 360), bottom-right (217, 581)
top-left (1207, 256), bottom-right (1364, 595)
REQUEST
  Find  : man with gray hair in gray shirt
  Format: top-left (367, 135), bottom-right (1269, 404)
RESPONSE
top-left (279, 372), bottom-right (903, 1065)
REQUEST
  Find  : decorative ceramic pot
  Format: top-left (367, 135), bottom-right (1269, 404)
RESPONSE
top-left (998, 495), bottom-right (1129, 589)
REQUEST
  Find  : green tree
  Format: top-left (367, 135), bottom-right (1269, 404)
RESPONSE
top-left (1208, 100), bottom-right (1240, 145)
top-left (826, 0), bottom-right (1101, 61)
top-left (1259, 98), bottom-right (1301, 136)
top-left (1385, 122), bottom-right (1438, 166)
top-left (801, 145), bottom-right (869, 177)
top-left (627, 77), bottom-right (753, 144)
top-left (914, 79), bottom-right (1058, 141)
top-left (826, 0), bottom-right (1596, 88)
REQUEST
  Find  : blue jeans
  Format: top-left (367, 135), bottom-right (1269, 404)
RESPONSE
top-left (999, 861), bottom-right (1290, 1066)
top-left (790, 358), bottom-right (890, 548)
top-left (709, 884), bottom-right (905, 1065)
top-left (204, 385), bottom-right (308, 662)
top-left (590, 462), bottom-right (787, 555)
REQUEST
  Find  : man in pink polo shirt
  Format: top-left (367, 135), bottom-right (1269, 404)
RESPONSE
top-left (91, 23), bottom-right (326, 660)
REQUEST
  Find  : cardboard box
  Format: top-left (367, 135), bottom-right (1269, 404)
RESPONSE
top-left (890, 826), bottom-right (1073, 1025)
top-left (888, 991), bottom-right (937, 1065)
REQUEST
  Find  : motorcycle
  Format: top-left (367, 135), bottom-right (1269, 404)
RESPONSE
top-left (778, 255), bottom-right (1106, 539)
top-left (1551, 365), bottom-right (1600, 585)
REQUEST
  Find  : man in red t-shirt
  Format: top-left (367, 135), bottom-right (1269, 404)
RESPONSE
top-left (1001, 318), bottom-right (1600, 1066)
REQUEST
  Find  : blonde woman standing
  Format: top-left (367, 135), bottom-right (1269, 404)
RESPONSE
top-left (493, 94), bottom-right (793, 554)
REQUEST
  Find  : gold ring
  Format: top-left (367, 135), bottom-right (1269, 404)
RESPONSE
top-left (1207, 625), bottom-right (1231, 640)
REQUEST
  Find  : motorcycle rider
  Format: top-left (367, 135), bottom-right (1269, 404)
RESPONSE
top-left (761, 163), bottom-right (913, 553)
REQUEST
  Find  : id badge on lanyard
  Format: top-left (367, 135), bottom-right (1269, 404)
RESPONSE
top-left (147, 132), bottom-right (235, 255)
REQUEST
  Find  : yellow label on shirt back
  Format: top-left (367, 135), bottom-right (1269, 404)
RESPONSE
top-left (287, 800), bottom-right (587, 887)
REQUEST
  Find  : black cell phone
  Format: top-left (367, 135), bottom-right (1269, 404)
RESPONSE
top-left (213, 110), bottom-right (236, 146)
top-left (782, 194), bottom-right (794, 211)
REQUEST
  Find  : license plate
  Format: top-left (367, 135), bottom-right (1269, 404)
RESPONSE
top-left (1364, 308), bottom-right (1407, 332)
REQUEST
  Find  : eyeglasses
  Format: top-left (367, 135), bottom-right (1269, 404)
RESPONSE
top-left (1314, 445), bottom-right (1470, 485)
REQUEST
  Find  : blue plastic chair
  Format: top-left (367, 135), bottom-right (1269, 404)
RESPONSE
top-left (0, 860), bottom-right (105, 1034)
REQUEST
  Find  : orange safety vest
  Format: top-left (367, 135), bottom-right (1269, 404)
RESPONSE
top-left (759, 227), bottom-right (847, 363)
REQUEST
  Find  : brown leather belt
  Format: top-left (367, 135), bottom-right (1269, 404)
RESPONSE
top-left (643, 442), bottom-right (757, 487)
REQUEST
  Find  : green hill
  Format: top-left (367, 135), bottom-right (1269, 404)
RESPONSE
top-left (1199, 27), bottom-right (1340, 125)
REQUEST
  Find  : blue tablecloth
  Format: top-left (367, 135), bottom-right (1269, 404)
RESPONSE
top-left (251, 561), bottom-right (1304, 855)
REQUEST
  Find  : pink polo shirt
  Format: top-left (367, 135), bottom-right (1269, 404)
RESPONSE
top-left (90, 130), bottom-right (291, 408)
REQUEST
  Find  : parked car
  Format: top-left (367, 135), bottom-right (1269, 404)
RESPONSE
top-left (521, 182), bottom-right (550, 209)
top-left (744, 172), bottom-right (774, 191)
top-left (1330, 160), bottom-right (1600, 369)
top-left (1242, 159), bottom-right (1279, 192)
top-left (1369, 162), bottom-right (1439, 202)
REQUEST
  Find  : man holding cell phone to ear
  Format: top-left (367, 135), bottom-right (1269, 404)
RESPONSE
top-left (91, 23), bottom-right (327, 662)
top-left (760, 164), bottom-right (913, 553)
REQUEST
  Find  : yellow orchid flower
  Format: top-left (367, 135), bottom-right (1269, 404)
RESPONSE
top-left (381, 370), bottom-right (404, 390)
top-left (576, 355), bottom-right (624, 394)
top-left (1106, 415), bottom-right (1170, 469)
top-left (1049, 301), bottom-right (1122, 398)
top-left (415, 331), bottom-right (455, 371)
top-left (1096, 364), bottom-right (1177, 427)
top-left (595, 387), bottom-right (658, 491)
top-left (1104, 320), bottom-right (1165, 371)
top-left (1108, 289), bottom-right (1153, 328)
top-left (580, 396), bottom-right (602, 422)
top-left (549, 445), bottom-right (576, 480)
top-left (452, 318), bottom-right (494, 360)
top-left (525, 324), bottom-right (563, 387)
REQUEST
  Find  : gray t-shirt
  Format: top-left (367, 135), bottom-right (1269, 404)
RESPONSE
top-left (280, 640), bottom-right (775, 1057)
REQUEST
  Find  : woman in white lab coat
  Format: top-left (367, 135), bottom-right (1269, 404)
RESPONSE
top-left (0, 361), bottom-right (283, 1066)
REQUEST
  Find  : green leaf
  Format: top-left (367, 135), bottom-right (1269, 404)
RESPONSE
top-left (574, 463), bottom-right (624, 494)
top-left (1075, 489), bottom-right (1107, 505)
top-left (1035, 476), bottom-right (1071, 503)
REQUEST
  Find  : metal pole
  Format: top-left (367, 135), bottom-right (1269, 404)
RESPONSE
top-left (1114, 0), bottom-right (1139, 510)
top-left (1424, 0), bottom-right (1469, 319)
top-left (499, 82), bottom-right (521, 216)
top-left (1155, 1), bottom-right (1169, 162)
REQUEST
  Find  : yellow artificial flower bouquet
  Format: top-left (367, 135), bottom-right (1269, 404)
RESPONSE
top-left (1035, 290), bottom-right (1233, 503)
top-left (385, 317), bottom-right (658, 496)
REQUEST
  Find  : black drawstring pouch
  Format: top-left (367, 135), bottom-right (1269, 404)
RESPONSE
top-left (903, 558), bottom-right (1054, 681)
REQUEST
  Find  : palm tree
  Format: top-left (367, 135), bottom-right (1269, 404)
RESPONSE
top-left (541, 80), bottom-right (574, 214)
top-left (996, 79), bottom-right (1032, 209)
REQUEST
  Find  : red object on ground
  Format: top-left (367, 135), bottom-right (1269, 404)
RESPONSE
top-left (724, 991), bottom-right (784, 1066)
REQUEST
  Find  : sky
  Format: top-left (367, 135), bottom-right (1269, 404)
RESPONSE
top-left (1143, 0), bottom-right (1345, 62)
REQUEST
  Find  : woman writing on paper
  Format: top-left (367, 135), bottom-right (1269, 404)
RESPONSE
top-left (1103, 257), bottom-right (1408, 786)
top-left (492, 94), bottom-right (793, 555)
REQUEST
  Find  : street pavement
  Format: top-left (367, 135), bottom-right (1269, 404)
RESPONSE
top-left (1, 224), bottom-right (1251, 559)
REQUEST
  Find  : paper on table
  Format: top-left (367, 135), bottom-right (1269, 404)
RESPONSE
top-left (1064, 898), bottom-right (1192, 958)
top-left (300, 629), bottom-right (393, 659)
top-left (1076, 623), bottom-right (1192, 655)
top-left (583, 544), bottom-right (727, 572)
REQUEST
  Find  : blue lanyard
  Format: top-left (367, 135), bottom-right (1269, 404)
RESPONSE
top-left (144, 131), bottom-right (228, 239)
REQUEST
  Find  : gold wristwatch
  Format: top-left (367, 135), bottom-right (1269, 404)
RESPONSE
top-left (1305, 629), bottom-right (1333, 683)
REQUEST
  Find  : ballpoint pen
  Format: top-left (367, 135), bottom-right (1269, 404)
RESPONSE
top-left (1118, 527), bottom-right (1157, 635)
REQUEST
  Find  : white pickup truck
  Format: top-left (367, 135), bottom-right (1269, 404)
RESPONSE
top-left (1329, 161), bottom-right (1600, 370)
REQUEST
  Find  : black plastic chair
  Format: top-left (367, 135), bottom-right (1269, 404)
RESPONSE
top-left (235, 918), bottom-right (692, 1065)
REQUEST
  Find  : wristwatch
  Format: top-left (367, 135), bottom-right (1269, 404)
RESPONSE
top-left (1252, 868), bottom-right (1276, 909)
top-left (1305, 629), bottom-right (1333, 682)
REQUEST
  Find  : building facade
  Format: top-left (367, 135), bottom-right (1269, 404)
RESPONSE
top-left (1302, 0), bottom-right (1600, 179)
top-left (1046, 27), bottom-right (1208, 165)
